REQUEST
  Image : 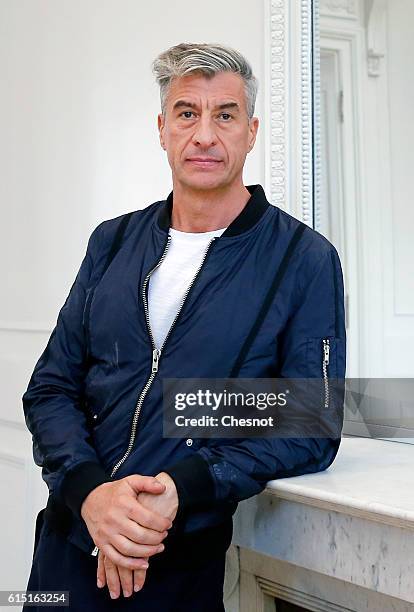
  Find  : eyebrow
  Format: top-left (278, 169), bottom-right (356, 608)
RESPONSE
top-left (172, 100), bottom-right (240, 112)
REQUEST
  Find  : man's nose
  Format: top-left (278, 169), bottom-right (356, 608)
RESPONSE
top-left (191, 115), bottom-right (217, 148)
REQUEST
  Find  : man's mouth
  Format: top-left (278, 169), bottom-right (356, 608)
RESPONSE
top-left (186, 157), bottom-right (223, 167)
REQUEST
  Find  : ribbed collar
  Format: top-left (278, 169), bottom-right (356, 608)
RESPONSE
top-left (156, 184), bottom-right (270, 237)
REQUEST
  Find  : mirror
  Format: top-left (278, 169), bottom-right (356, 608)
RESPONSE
top-left (317, 0), bottom-right (414, 441)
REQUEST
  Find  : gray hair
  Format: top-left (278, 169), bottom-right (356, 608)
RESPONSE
top-left (152, 43), bottom-right (258, 118)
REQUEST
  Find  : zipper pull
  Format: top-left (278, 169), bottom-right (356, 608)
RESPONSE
top-left (323, 339), bottom-right (330, 365)
top-left (152, 348), bottom-right (160, 373)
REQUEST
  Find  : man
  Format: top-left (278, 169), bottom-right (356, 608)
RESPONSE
top-left (23, 43), bottom-right (346, 611)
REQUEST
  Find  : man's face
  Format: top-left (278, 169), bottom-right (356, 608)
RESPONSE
top-left (157, 71), bottom-right (259, 191)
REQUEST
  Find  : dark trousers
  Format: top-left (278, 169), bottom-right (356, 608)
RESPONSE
top-left (25, 515), bottom-right (226, 612)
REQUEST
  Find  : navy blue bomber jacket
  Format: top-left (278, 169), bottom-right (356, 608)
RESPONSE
top-left (23, 184), bottom-right (346, 563)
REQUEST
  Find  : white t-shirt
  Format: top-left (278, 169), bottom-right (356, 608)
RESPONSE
top-left (148, 226), bottom-right (227, 350)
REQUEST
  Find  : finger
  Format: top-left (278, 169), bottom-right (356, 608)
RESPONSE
top-left (128, 501), bottom-right (172, 532)
top-left (118, 564), bottom-right (134, 598)
top-left (97, 552), bottom-right (106, 589)
top-left (126, 475), bottom-right (166, 495)
top-left (133, 567), bottom-right (148, 593)
top-left (101, 542), bottom-right (153, 571)
top-left (112, 534), bottom-right (165, 559)
top-left (103, 555), bottom-right (121, 600)
top-left (121, 518), bottom-right (169, 546)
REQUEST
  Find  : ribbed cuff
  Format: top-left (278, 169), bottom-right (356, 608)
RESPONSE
top-left (61, 461), bottom-right (110, 519)
top-left (164, 453), bottom-right (215, 512)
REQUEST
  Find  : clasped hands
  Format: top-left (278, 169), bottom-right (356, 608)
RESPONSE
top-left (80, 472), bottom-right (178, 599)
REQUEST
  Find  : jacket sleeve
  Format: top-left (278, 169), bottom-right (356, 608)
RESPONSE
top-left (22, 223), bottom-right (111, 519)
top-left (164, 244), bottom-right (346, 512)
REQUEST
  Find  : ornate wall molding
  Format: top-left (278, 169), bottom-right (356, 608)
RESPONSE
top-left (320, 0), bottom-right (358, 19)
top-left (301, 0), bottom-right (315, 224)
top-left (313, 0), bottom-right (322, 229)
top-left (267, 0), bottom-right (317, 224)
top-left (268, 0), bottom-right (287, 209)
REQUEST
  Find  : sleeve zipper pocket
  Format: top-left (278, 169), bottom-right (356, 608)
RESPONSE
top-left (322, 338), bottom-right (330, 408)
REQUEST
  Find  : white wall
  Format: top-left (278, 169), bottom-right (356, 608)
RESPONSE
top-left (382, 0), bottom-right (414, 372)
top-left (0, 0), bottom-right (265, 592)
top-left (0, 0), bottom-right (264, 328)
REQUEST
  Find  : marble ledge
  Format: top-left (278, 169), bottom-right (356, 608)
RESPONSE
top-left (233, 438), bottom-right (414, 603)
top-left (264, 437), bottom-right (414, 530)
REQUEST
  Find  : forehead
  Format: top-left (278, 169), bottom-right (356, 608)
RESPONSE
top-left (166, 72), bottom-right (247, 109)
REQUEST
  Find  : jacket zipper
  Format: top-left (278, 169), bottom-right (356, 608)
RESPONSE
top-left (322, 338), bottom-right (330, 408)
top-left (113, 234), bottom-right (217, 471)
top-left (92, 234), bottom-right (216, 556)
top-left (109, 235), bottom-right (172, 479)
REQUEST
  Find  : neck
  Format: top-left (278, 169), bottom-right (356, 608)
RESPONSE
top-left (170, 179), bottom-right (252, 233)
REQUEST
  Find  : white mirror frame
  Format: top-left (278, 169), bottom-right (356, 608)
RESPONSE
top-left (264, 0), bottom-right (320, 227)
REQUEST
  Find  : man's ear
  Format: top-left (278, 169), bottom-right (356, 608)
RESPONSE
top-left (248, 116), bottom-right (259, 151)
top-left (158, 113), bottom-right (166, 150)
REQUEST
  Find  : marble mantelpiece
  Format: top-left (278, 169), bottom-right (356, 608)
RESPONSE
top-left (232, 438), bottom-right (414, 609)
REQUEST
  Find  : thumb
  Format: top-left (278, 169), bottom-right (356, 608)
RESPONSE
top-left (126, 474), bottom-right (166, 495)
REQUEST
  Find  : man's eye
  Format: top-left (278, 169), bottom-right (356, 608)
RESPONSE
top-left (220, 113), bottom-right (232, 121)
top-left (180, 111), bottom-right (195, 119)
